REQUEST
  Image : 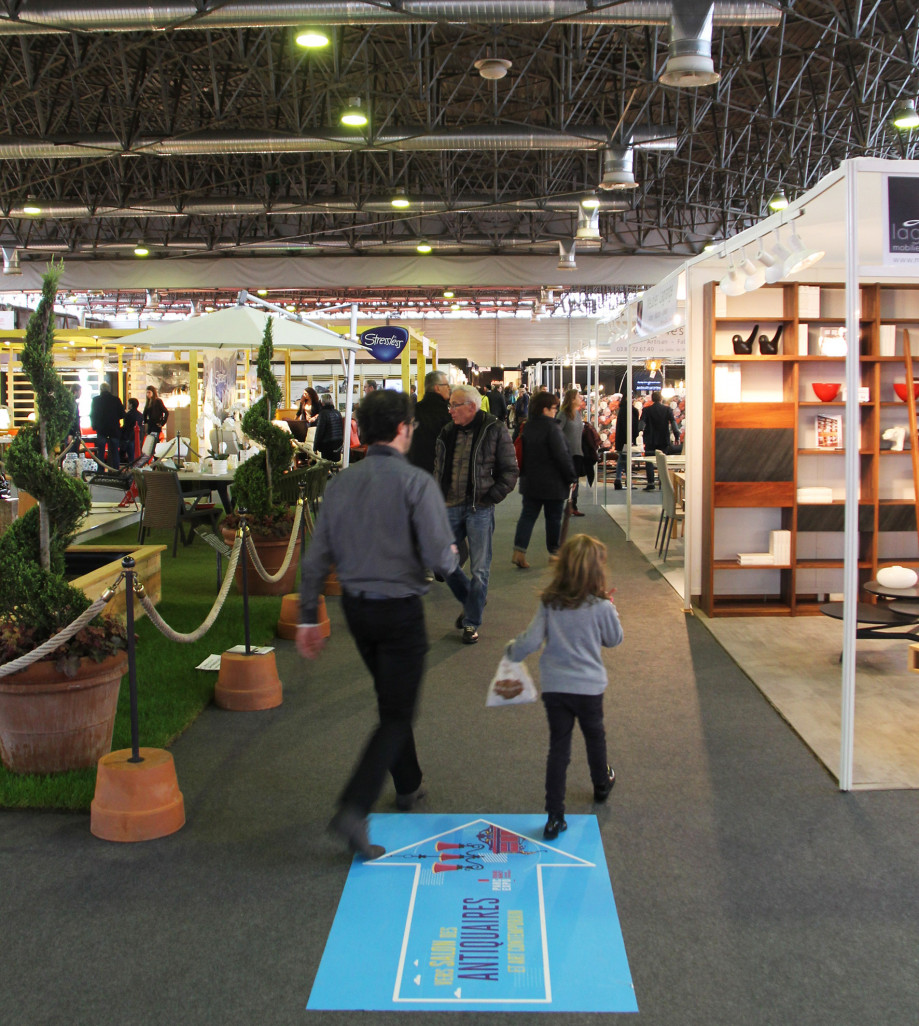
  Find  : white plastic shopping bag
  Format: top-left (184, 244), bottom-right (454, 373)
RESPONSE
top-left (486, 654), bottom-right (537, 707)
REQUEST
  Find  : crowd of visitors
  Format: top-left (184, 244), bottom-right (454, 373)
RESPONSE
top-left (296, 375), bottom-right (680, 859)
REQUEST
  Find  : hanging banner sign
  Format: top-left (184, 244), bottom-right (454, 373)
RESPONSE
top-left (604, 324), bottom-right (686, 361)
top-left (360, 325), bottom-right (410, 362)
top-left (884, 175), bottom-right (919, 266)
top-left (637, 276), bottom-right (680, 334)
top-left (307, 814), bottom-right (636, 1013)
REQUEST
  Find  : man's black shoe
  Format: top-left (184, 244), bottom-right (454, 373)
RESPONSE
top-left (643, 485), bottom-right (656, 491)
top-left (614, 480), bottom-right (623, 490)
top-left (543, 815), bottom-right (567, 840)
top-left (396, 786), bottom-right (426, 812)
top-left (593, 766), bottom-right (616, 802)
top-left (329, 806), bottom-right (385, 860)
top-left (462, 626), bottom-right (479, 645)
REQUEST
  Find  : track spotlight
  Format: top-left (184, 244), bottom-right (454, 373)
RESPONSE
top-left (782, 227), bottom-right (825, 276)
top-left (718, 254), bottom-right (745, 297)
top-left (739, 247), bottom-right (766, 292)
top-left (764, 229), bottom-right (794, 284)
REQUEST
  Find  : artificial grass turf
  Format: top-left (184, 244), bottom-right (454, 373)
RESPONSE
top-left (0, 522), bottom-right (289, 810)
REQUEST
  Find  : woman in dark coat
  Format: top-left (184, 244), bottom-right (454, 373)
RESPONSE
top-left (511, 391), bottom-right (577, 568)
top-left (312, 393), bottom-right (344, 461)
top-left (142, 386), bottom-right (168, 452)
top-left (296, 387), bottom-right (321, 423)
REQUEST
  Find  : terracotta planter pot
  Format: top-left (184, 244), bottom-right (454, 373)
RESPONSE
top-left (0, 652), bottom-right (128, 774)
top-left (221, 527), bottom-right (301, 596)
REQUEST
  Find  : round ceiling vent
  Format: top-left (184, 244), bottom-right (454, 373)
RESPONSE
top-left (474, 58), bottom-right (512, 81)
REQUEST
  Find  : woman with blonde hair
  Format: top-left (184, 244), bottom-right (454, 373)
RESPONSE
top-left (557, 387), bottom-right (586, 516)
top-left (506, 533), bottom-right (623, 839)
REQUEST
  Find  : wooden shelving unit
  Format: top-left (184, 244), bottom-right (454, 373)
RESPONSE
top-left (700, 281), bottom-right (919, 617)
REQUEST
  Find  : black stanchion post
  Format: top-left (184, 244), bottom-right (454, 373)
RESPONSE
top-left (238, 509), bottom-right (252, 655)
top-left (298, 480), bottom-right (309, 553)
top-left (121, 556), bottom-right (143, 764)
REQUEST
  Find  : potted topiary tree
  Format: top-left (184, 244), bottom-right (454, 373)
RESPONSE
top-left (0, 260), bottom-right (128, 774)
top-left (221, 317), bottom-right (300, 595)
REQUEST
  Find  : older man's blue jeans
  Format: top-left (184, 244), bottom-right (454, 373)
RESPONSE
top-left (445, 504), bottom-right (494, 629)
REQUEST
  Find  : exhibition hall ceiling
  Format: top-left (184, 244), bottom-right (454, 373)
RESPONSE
top-left (0, 1), bottom-right (916, 317)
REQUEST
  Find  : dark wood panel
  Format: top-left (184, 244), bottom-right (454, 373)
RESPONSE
top-left (714, 402), bottom-right (795, 429)
top-left (715, 427), bottom-right (794, 481)
top-left (714, 481), bottom-right (796, 506)
top-left (879, 505), bottom-right (917, 532)
top-left (796, 505), bottom-right (875, 532)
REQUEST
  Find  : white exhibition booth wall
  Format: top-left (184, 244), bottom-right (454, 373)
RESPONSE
top-left (655, 156), bottom-right (919, 790)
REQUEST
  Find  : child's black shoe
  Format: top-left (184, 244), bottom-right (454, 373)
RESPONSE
top-left (543, 815), bottom-right (567, 840)
top-left (593, 766), bottom-right (616, 802)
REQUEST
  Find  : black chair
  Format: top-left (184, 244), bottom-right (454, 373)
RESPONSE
top-left (135, 469), bottom-right (219, 557)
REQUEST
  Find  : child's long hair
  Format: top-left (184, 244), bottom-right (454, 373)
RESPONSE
top-left (541, 534), bottom-right (609, 610)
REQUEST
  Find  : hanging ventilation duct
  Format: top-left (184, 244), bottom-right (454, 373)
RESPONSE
top-left (1, 248), bottom-right (21, 275)
top-left (660, 2), bottom-right (720, 87)
top-left (598, 147), bottom-right (638, 190)
top-left (0, 3), bottom-right (785, 35)
top-left (575, 208), bottom-right (601, 243)
top-left (557, 240), bottom-right (577, 271)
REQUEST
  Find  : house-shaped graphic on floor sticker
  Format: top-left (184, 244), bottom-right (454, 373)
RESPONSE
top-left (307, 814), bottom-right (638, 1013)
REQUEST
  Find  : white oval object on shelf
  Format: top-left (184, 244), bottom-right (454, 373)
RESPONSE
top-left (876, 565), bottom-right (918, 590)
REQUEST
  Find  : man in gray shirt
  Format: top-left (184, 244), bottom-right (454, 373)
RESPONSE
top-left (298, 390), bottom-right (457, 859)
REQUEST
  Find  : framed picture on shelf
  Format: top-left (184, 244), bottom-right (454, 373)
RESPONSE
top-left (815, 413), bottom-right (842, 449)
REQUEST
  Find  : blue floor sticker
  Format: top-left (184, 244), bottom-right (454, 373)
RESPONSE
top-left (307, 814), bottom-right (637, 1013)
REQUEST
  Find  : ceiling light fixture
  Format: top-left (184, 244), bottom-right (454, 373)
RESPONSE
top-left (133, 241), bottom-right (149, 257)
top-left (782, 226), bottom-right (825, 276)
top-left (295, 28), bottom-right (330, 48)
top-left (740, 247), bottom-right (766, 292)
top-left (416, 240), bottom-right (432, 254)
top-left (340, 97), bottom-right (368, 128)
top-left (767, 188), bottom-right (789, 211)
top-left (22, 202), bottom-right (42, 216)
top-left (443, 290), bottom-right (454, 299)
top-left (579, 192), bottom-right (601, 210)
top-left (891, 99), bottom-right (919, 130)
top-left (718, 253), bottom-right (746, 297)
top-left (474, 57), bottom-right (512, 81)
top-left (391, 187), bottom-right (410, 209)
top-left (598, 146), bottom-right (639, 190)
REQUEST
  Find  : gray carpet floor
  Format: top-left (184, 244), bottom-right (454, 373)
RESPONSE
top-left (3, 491), bottom-right (919, 1025)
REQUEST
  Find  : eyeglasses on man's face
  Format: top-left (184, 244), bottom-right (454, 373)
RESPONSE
top-left (449, 401), bottom-right (473, 410)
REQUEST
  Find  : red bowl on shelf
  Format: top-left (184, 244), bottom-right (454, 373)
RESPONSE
top-left (893, 381), bottom-right (919, 401)
top-left (812, 382), bottom-right (841, 402)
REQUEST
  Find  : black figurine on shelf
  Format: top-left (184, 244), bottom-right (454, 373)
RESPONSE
top-left (731, 324), bottom-right (759, 354)
top-left (758, 325), bottom-right (784, 355)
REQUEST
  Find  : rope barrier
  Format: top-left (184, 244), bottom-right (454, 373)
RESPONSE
top-left (243, 501), bottom-right (304, 583)
top-left (136, 532), bottom-right (244, 643)
top-left (0, 591), bottom-right (114, 678)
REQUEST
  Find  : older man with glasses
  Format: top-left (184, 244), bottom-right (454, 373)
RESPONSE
top-left (408, 370), bottom-right (452, 475)
top-left (433, 384), bottom-right (518, 644)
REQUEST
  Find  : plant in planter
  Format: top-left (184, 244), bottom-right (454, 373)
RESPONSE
top-left (221, 318), bottom-right (299, 593)
top-left (0, 260), bottom-right (128, 774)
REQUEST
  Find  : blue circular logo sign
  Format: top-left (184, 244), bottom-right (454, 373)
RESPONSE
top-left (360, 325), bottom-right (409, 363)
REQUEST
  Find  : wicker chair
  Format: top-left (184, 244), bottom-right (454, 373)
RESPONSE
top-left (135, 468), bottom-right (219, 557)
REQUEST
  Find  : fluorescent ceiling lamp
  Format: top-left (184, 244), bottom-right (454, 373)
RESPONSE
top-left (782, 227), bottom-right (825, 276)
top-left (340, 97), bottom-right (368, 127)
top-left (295, 28), bottom-right (329, 48)
top-left (767, 188), bottom-right (789, 211)
top-left (891, 99), bottom-right (919, 130)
